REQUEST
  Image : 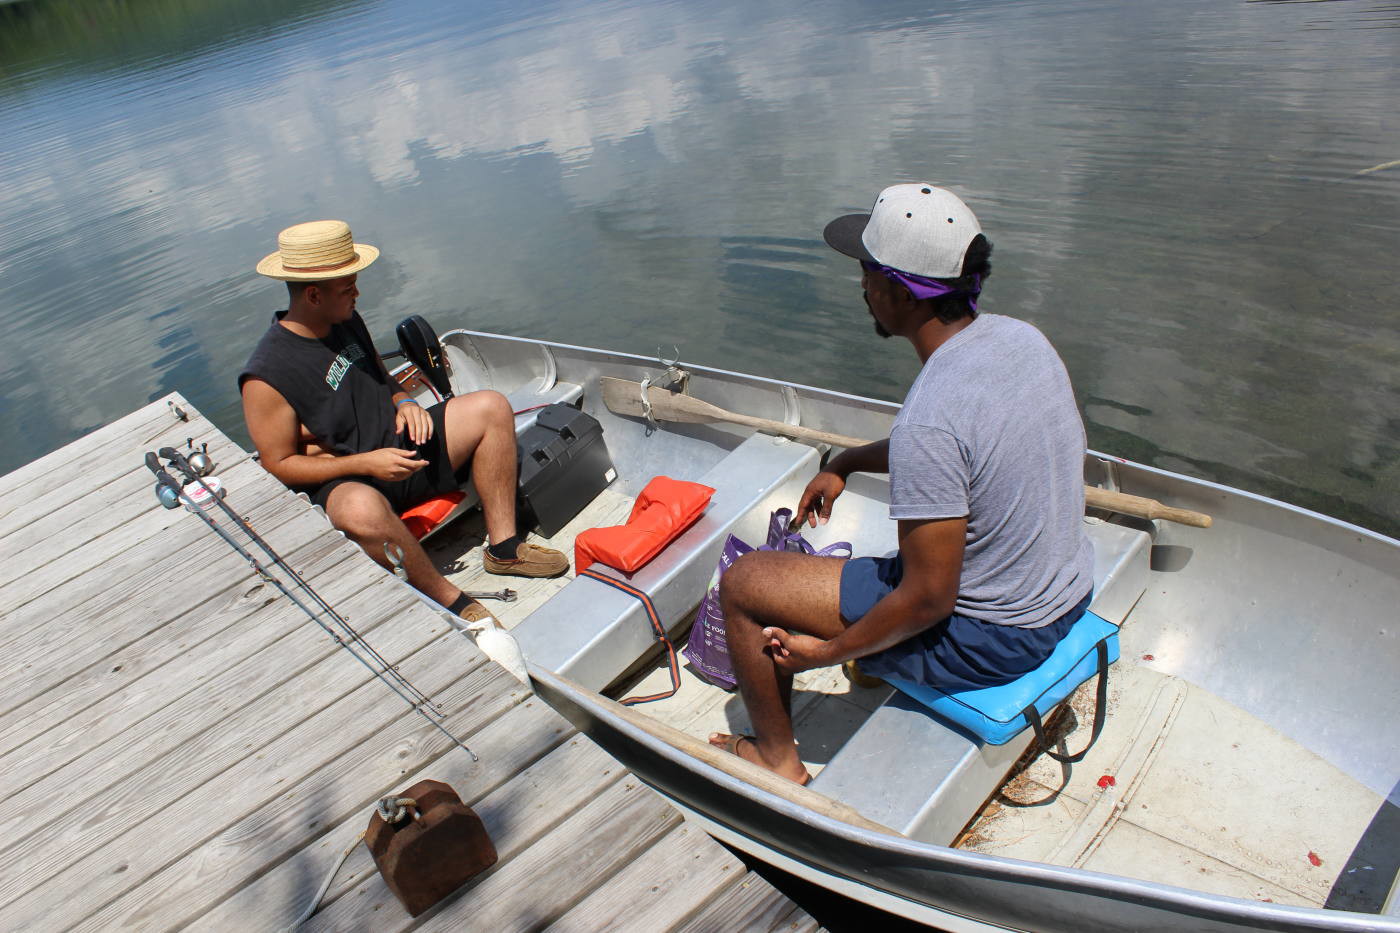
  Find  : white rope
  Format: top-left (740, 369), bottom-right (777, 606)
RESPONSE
top-left (638, 375), bottom-right (658, 434)
top-left (281, 796), bottom-right (416, 931)
top-left (376, 795), bottom-right (417, 825)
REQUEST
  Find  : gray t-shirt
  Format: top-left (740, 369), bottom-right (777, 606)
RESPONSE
top-left (889, 313), bottom-right (1094, 628)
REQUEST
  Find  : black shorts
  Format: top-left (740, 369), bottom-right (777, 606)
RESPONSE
top-left (311, 403), bottom-right (467, 515)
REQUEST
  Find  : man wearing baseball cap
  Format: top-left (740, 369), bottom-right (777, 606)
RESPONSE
top-left (709, 185), bottom-right (1094, 784)
top-left (240, 220), bottom-right (568, 628)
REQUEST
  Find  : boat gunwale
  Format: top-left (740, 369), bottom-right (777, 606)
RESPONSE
top-left (441, 328), bottom-right (1399, 551)
top-left (530, 664), bottom-right (1400, 932)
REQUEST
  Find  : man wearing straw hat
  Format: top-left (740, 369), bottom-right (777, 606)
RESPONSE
top-left (240, 220), bottom-right (568, 626)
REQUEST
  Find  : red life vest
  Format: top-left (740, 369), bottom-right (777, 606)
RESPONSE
top-left (400, 490), bottom-right (466, 540)
top-left (574, 476), bottom-right (715, 573)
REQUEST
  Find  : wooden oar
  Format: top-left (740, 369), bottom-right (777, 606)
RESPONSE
top-left (601, 376), bottom-right (868, 449)
top-left (600, 376), bottom-right (1213, 528)
top-left (1083, 486), bottom-right (1211, 528)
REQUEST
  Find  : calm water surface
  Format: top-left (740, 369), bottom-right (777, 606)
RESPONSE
top-left (2, 0), bottom-right (1398, 535)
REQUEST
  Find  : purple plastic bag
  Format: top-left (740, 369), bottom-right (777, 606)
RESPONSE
top-left (680, 534), bottom-right (753, 690)
top-left (682, 509), bottom-right (851, 690)
top-left (764, 508), bottom-right (855, 558)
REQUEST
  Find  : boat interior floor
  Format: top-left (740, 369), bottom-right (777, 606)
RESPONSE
top-left (423, 485), bottom-right (636, 629)
top-left (618, 602), bottom-right (1386, 911)
top-left (421, 470), bottom-right (1387, 917)
top-left (957, 629), bottom-right (1384, 911)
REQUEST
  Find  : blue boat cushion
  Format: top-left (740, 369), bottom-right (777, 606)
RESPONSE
top-left (884, 610), bottom-right (1120, 746)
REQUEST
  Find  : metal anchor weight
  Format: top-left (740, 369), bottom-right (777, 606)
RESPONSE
top-left (365, 780), bottom-right (497, 917)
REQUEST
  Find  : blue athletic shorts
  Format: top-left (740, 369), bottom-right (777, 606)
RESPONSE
top-left (839, 554), bottom-right (1091, 693)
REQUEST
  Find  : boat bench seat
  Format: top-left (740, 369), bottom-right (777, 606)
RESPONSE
top-left (512, 434), bottom-right (820, 691)
top-left (808, 518), bottom-right (1152, 845)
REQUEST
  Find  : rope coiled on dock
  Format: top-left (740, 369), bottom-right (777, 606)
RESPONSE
top-left (282, 795), bottom-right (419, 930)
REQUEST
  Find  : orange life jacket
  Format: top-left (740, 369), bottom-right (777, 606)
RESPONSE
top-left (400, 490), bottom-right (467, 540)
top-left (574, 476), bottom-right (715, 573)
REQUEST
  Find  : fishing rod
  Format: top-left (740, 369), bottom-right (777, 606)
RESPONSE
top-left (145, 452), bottom-right (477, 761)
top-left (156, 445), bottom-right (425, 704)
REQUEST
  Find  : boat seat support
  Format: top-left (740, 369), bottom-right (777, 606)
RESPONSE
top-left (809, 518), bottom-right (1152, 845)
top-left (512, 434), bottom-right (819, 691)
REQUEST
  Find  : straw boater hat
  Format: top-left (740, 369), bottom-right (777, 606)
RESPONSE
top-left (255, 220), bottom-right (380, 281)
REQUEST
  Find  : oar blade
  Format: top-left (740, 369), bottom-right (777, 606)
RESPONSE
top-left (599, 376), bottom-right (721, 425)
top-left (599, 376), bottom-right (647, 417)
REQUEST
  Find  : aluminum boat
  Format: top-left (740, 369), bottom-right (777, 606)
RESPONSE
top-left (388, 327), bottom-right (1398, 933)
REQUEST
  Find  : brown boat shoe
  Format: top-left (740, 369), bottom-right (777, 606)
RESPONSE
top-left (451, 594), bottom-right (502, 629)
top-left (484, 540), bottom-right (570, 578)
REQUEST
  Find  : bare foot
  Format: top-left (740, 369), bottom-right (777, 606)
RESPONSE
top-left (708, 732), bottom-right (811, 785)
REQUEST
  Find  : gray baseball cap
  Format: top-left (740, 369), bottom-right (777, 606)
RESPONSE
top-left (824, 183), bottom-right (981, 278)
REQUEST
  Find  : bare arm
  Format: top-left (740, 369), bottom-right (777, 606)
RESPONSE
top-left (828, 438), bottom-right (890, 477)
top-left (794, 438), bottom-right (891, 527)
top-left (241, 378), bottom-right (425, 486)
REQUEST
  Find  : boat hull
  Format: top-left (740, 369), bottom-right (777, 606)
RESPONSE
top-left (531, 666), bottom-right (1397, 933)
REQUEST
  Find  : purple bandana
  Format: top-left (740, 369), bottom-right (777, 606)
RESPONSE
top-left (862, 260), bottom-right (981, 310)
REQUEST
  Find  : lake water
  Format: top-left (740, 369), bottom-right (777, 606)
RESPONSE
top-left (2, 0), bottom-right (1398, 536)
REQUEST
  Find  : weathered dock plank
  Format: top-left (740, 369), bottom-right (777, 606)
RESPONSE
top-left (315, 728), bottom-right (619, 914)
top-left (0, 582), bottom-right (473, 874)
top-left (304, 728), bottom-right (638, 931)
top-left (75, 664), bottom-right (542, 931)
top-left (0, 462), bottom-right (317, 658)
top-left (0, 395), bottom-right (811, 931)
top-left (1, 628), bottom-right (476, 928)
top-left (0, 528), bottom-right (364, 759)
top-left (544, 822), bottom-right (746, 932)
top-left (0, 454), bottom-right (291, 619)
top-left (0, 571), bottom-right (446, 857)
top-left (396, 779), bottom-right (679, 933)
top-left (0, 420), bottom-right (227, 543)
top-left (671, 871), bottom-right (822, 933)
top-left (0, 403), bottom-right (236, 588)
top-left (188, 696), bottom-right (571, 931)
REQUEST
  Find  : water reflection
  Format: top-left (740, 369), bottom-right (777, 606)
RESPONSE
top-left (0, 0), bottom-right (1397, 535)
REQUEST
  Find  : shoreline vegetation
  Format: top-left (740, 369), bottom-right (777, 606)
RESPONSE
top-left (0, 0), bottom-right (361, 80)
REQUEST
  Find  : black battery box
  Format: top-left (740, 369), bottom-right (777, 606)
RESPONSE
top-left (516, 404), bottom-right (616, 537)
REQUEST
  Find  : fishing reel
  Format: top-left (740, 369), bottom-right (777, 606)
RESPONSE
top-left (149, 446), bottom-right (223, 511)
top-left (155, 482), bottom-right (181, 509)
top-left (185, 438), bottom-right (215, 477)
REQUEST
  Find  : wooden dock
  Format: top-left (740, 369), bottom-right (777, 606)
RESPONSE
top-left (0, 394), bottom-right (819, 931)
